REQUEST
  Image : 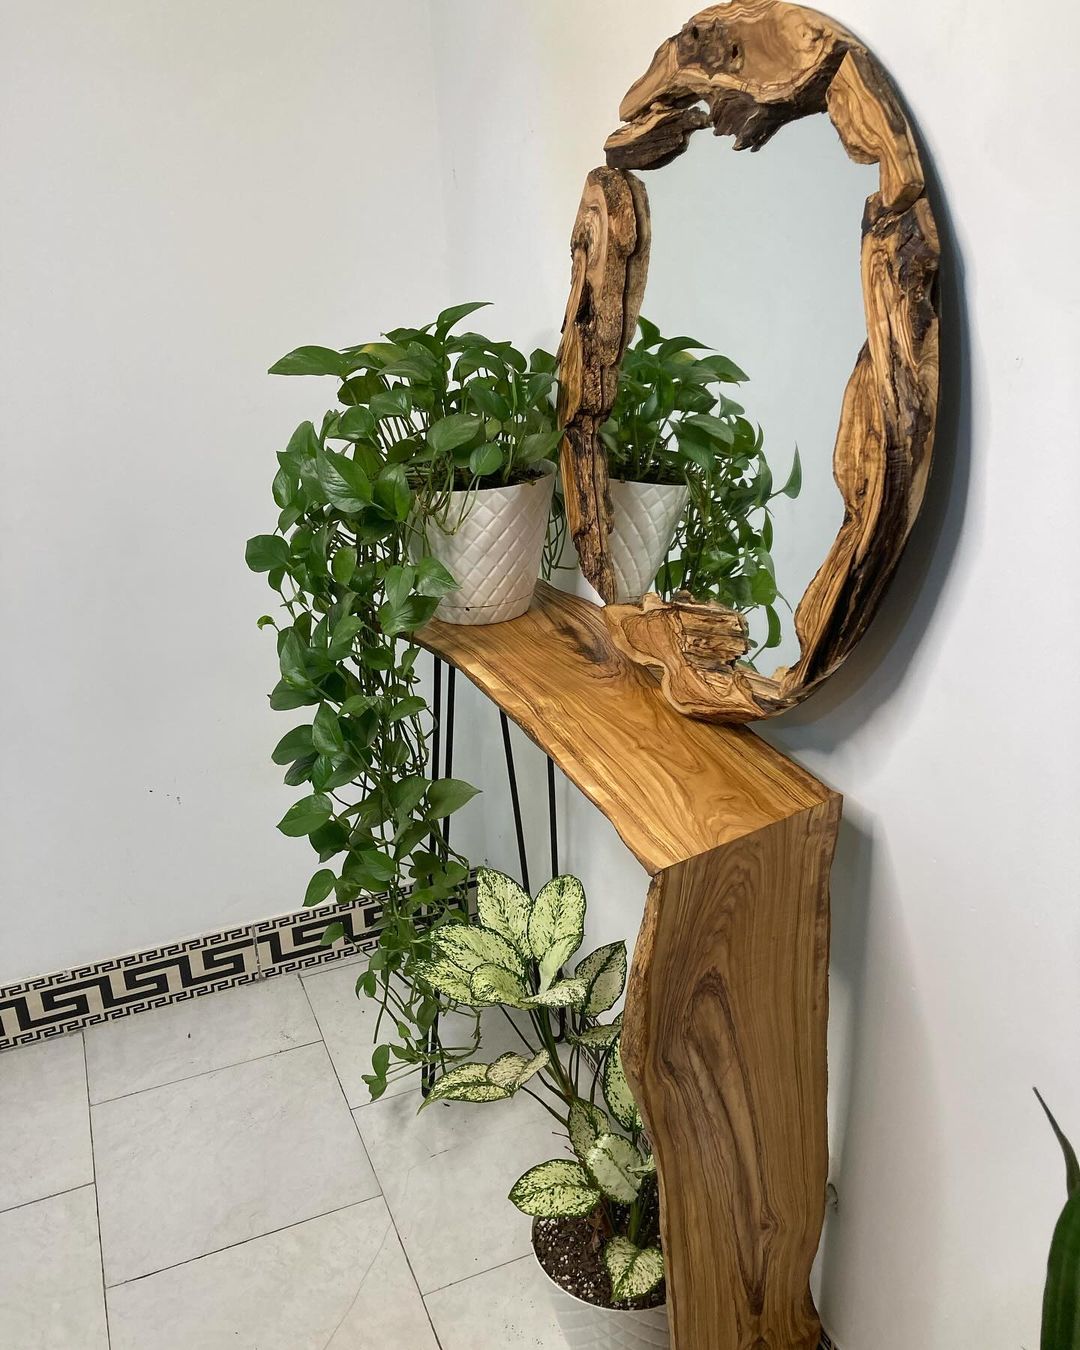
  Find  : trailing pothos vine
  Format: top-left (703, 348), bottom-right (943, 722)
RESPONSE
top-left (246, 302), bottom-right (560, 1098)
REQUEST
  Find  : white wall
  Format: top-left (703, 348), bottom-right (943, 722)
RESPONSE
top-left (427, 2), bottom-right (1080, 1347)
top-left (0, 0), bottom-right (451, 981)
top-left (3, 2), bottom-right (1079, 1345)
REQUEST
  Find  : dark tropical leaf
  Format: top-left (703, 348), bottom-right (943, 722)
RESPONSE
top-left (429, 413), bottom-right (483, 457)
top-left (304, 869), bottom-right (336, 908)
top-left (374, 464), bottom-right (412, 522)
top-left (414, 556), bottom-right (457, 598)
top-left (245, 535), bottom-right (289, 573)
top-left (277, 793), bottom-right (333, 837)
top-left (269, 345), bottom-right (346, 377)
top-left (1043, 1189), bottom-right (1080, 1350)
top-left (312, 703), bottom-right (345, 755)
top-left (1037, 1090), bottom-right (1080, 1198)
top-left (425, 778), bottom-right (481, 819)
top-left (469, 443), bottom-right (503, 478)
top-left (271, 724), bottom-right (314, 766)
top-left (316, 448), bottom-right (371, 514)
top-left (435, 301), bottom-right (491, 336)
top-left (779, 447), bottom-right (802, 499)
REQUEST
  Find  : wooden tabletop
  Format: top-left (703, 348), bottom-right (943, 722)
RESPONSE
top-left (418, 584), bottom-right (835, 875)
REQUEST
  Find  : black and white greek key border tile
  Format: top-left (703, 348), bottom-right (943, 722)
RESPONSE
top-left (0, 897), bottom-right (386, 1052)
top-left (253, 894), bottom-right (386, 978)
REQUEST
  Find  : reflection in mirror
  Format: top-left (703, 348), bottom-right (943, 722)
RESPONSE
top-left (619, 113), bottom-right (877, 673)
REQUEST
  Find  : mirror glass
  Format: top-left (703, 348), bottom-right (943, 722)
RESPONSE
top-left (631, 113), bottom-right (877, 673)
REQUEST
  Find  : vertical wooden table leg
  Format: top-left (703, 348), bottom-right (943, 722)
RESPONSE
top-left (621, 798), bottom-right (841, 1350)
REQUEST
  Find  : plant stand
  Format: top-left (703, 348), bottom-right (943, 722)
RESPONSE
top-left (419, 583), bottom-right (841, 1350)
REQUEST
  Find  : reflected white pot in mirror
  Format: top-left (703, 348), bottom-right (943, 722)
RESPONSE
top-left (413, 461), bottom-right (555, 625)
top-left (608, 479), bottom-right (689, 604)
top-left (535, 1250), bottom-right (670, 1350)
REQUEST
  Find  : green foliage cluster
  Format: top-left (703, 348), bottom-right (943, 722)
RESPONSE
top-left (1036, 1090), bottom-right (1080, 1349)
top-left (601, 317), bottom-right (801, 660)
top-left (245, 304), bottom-right (560, 1096)
top-left (421, 869), bottom-right (664, 1306)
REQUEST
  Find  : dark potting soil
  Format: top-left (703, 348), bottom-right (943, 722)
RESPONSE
top-left (446, 463), bottom-right (551, 492)
top-left (533, 1214), bottom-right (666, 1312)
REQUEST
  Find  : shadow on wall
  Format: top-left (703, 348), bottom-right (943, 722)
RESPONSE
top-left (816, 812), bottom-right (945, 1339)
top-left (761, 106), bottom-right (968, 1344)
top-left (765, 111), bottom-right (972, 758)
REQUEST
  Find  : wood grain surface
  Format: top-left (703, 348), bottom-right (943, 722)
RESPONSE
top-left (557, 0), bottom-right (940, 722)
top-left (622, 803), bottom-right (840, 1349)
top-left (418, 583), bottom-right (829, 874)
top-left (420, 584), bottom-right (841, 1348)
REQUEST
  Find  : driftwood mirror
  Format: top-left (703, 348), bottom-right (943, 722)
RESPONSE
top-left (557, 0), bottom-right (940, 722)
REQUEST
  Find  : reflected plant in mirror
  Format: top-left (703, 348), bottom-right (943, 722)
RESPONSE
top-left (600, 316), bottom-right (800, 665)
top-left (638, 117), bottom-right (876, 670)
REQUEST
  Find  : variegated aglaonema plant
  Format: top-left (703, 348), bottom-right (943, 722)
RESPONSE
top-left (418, 868), bottom-right (664, 1307)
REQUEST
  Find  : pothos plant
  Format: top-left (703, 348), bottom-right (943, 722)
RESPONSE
top-left (245, 303), bottom-right (561, 1098)
top-left (419, 868), bottom-right (664, 1307)
top-left (601, 316), bottom-right (801, 662)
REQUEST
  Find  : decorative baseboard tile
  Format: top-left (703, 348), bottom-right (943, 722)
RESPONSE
top-left (0, 897), bottom-right (383, 1053)
top-left (254, 893), bottom-right (387, 977)
top-left (0, 872), bottom-right (479, 1052)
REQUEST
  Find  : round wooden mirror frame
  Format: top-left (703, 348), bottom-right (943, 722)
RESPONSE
top-left (556, 0), bottom-right (940, 723)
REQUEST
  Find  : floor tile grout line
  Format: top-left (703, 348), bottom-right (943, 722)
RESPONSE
top-left (423, 1251), bottom-right (535, 1299)
top-left (298, 976), bottom-right (445, 1350)
top-left (89, 1031), bottom-right (324, 1107)
top-left (82, 1033), bottom-right (113, 1350)
top-left (0, 1180), bottom-right (97, 1219)
top-left (104, 1194), bottom-right (387, 1291)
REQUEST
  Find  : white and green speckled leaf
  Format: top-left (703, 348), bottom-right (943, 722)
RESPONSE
top-left (509, 1159), bottom-right (600, 1218)
top-left (475, 867), bottom-right (532, 955)
top-left (414, 959), bottom-right (472, 1004)
top-left (527, 875), bottom-right (585, 973)
top-left (523, 978), bottom-right (587, 1009)
top-left (568, 1099), bottom-right (610, 1164)
top-left (573, 941), bottom-right (628, 1015)
top-left (603, 1041), bottom-right (642, 1131)
top-left (432, 924), bottom-right (526, 979)
top-left (421, 1062), bottom-right (514, 1108)
top-left (631, 1152), bottom-right (657, 1178)
top-left (487, 1049), bottom-right (549, 1089)
top-left (586, 1133), bottom-right (642, 1203)
top-left (604, 1237), bottom-right (664, 1302)
top-left (569, 1018), bottom-right (623, 1051)
top-left (469, 962), bottom-right (528, 1008)
top-left (539, 934), bottom-right (581, 991)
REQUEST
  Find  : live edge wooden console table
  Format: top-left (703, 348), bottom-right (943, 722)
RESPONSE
top-left (420, 582), bottom-right (841, 1350)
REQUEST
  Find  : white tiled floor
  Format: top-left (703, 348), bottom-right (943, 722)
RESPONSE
top-left (0, 972), bottom-right (571, 1349)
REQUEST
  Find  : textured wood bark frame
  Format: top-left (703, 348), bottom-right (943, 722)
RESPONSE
top-left (556, 0), bottom-right (940, 723)
top-left (418, 584), bottom-right (841, 1350)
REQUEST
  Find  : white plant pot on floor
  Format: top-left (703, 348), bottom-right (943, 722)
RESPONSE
top-left (413, 461), bottom-right (555, 625)
top-left (607, 479), bottom-right (688, 604)
top-left (535, 1247), bottom-right (670, 1350)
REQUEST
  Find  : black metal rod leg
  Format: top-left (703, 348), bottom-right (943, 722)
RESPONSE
top-left (422, 656), bottom-right (446, 1099)
top-left (500, 710), bottom-right (531, 894)
top-left (546, 755), bottom-right (568, 1042)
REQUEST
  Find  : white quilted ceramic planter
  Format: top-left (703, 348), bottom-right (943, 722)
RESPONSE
top-left (535, 1249), bottom-right (670, 1350)
top-left (607, 479), bottom-right (688, 604)
top-left (413, 462), bottom-right (555, 625)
